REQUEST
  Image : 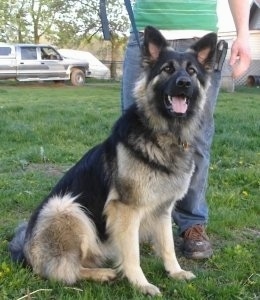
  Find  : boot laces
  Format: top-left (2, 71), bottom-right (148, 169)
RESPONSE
top-left (184, 225), bottom-right (209, 241)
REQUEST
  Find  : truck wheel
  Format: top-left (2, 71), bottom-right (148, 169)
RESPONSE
top-left (71, 69), bottom-right (85, 86)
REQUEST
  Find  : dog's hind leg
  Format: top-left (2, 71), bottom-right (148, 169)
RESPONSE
top-left (152, 209), bottom-right (196, 280)
top-left (105, 200), bottom-right (161, 296)
top-left (24, 195), bottom-right (116, 284)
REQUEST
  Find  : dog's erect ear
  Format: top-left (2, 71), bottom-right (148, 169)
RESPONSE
top-left (143, 26), bottom-right (168, 61)
top-left (190, 33), bottom-right (217, 70)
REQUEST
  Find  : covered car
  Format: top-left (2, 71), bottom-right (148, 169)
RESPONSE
top-left (58, 49), bottom-right (110, 79)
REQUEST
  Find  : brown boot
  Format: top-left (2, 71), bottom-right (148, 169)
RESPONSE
top-left (182, 224), bottom-right (213, 259)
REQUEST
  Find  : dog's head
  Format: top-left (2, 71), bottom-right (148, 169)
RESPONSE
top-left (134, 26), bottom-right (217, 131)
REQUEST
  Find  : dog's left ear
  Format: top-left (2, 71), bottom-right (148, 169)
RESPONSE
top-left (143, 26), bottom-right (168, 62)
top-left (190, 33), bottom-right (218, 70)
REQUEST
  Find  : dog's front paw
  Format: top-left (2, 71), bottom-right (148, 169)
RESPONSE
top-left (139, 283), bottom-right (161, 296)
top-left (80, 268), bottom-right (117, 282)
top-left (99, 268), bottom-right (117, 281)
top-left (169, 270), bottom-right (196, 280)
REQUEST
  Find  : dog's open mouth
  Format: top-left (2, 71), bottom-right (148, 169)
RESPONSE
top-left (164, 94), bottom-right (189, 116)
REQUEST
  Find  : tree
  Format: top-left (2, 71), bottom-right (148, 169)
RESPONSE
top-left (105, 0), bottom-right (129, 79)
top-left (0, 0), bottom-right (130, 78)
top-left (52, 0), bottom-right (101, 47)
top-left (0, 0), bottom-right (30, 42)
top-left (0, 0), bottom-right (72, 43)
top-left (29, 0), bottom-right (70, 43)
top-left (54, 0), bottom-right (130, 79)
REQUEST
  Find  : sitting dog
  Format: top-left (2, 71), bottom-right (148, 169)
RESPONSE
top-left (9, 26), bottom-right (217, 296)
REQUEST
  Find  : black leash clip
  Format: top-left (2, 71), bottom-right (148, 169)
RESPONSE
top-left (215, 40), bottom-right (228, 71)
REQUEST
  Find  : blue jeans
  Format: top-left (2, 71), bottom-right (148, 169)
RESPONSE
top-left (121, 33), bottom-right (221, 234)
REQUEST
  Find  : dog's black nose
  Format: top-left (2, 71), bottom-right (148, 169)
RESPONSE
top-left (176, 76), bottom-right (191, 88)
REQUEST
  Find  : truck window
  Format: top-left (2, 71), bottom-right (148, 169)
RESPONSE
top-left (21, 47), bottom-right (37, 60)
top-left (0, 47), bottom-right (12, 56)
top-left (41, 46), bottom-right (60, 60)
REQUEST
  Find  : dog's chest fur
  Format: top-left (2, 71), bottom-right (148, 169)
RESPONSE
top-left (114, 140), bottom-right (194, 209)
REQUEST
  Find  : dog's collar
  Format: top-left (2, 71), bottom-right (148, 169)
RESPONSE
top-left (178, 137), bottom-right (189, 151)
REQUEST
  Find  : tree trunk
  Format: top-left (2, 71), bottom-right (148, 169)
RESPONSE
top-left (110, 36), bottom-right (122, 80)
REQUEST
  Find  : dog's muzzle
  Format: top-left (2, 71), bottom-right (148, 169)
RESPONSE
top-left (164, 76), bottom-right (193, 117)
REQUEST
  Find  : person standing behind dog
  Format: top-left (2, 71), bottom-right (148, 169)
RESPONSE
top-left (121, 0), bottom-right (251, 259)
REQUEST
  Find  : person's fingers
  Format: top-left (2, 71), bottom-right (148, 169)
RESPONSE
top-left (229, 41), bottom-right (251, 79)
top-left (230, 54), bottom-right (251, 78)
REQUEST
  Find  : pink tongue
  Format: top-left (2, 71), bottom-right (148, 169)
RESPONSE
top-left (172, 96), bottom-right (188, 113)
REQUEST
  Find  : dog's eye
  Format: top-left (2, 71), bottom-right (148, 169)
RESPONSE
top-left (163, 65), bottom-right (174, 74)
top-left (187, 67), bottom-right (197, 75)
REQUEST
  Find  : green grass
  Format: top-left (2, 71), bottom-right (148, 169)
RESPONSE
top-left (0, 81), bottom-right (259, 299)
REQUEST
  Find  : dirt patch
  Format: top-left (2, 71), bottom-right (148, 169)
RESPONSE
top-left (242, 228), bottom-right (260, 239)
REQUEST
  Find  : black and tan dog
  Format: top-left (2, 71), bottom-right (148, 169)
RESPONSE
top-left (9, 26), bottom-right (217, 296)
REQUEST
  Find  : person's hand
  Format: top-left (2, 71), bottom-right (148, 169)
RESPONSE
top-left (229, 36), bottom-right (251, 79)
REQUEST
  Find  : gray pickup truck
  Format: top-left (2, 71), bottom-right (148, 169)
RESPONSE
top-left (0, 43), bottom-right (91, 86)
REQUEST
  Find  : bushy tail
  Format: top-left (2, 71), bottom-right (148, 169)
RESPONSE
top-left (9, 222), bottom-right (28, 264)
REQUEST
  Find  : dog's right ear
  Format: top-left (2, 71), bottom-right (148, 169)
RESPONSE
top-left (143, 26), bottom-right (168, 62)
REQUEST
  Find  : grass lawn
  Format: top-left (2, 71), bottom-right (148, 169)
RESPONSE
top-left (0, 81), bottom-right (259, 299)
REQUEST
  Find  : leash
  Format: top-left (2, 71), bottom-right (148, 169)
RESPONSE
top-left (100, 0), bottom-right (111, 40)
top-left (100, 0), bottom-right (141, 49)
top-left (124, 0), bottom-right (141, 49)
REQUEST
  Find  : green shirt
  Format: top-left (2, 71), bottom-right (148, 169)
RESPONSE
top-left (134, 0), bottom-right (218, 32)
